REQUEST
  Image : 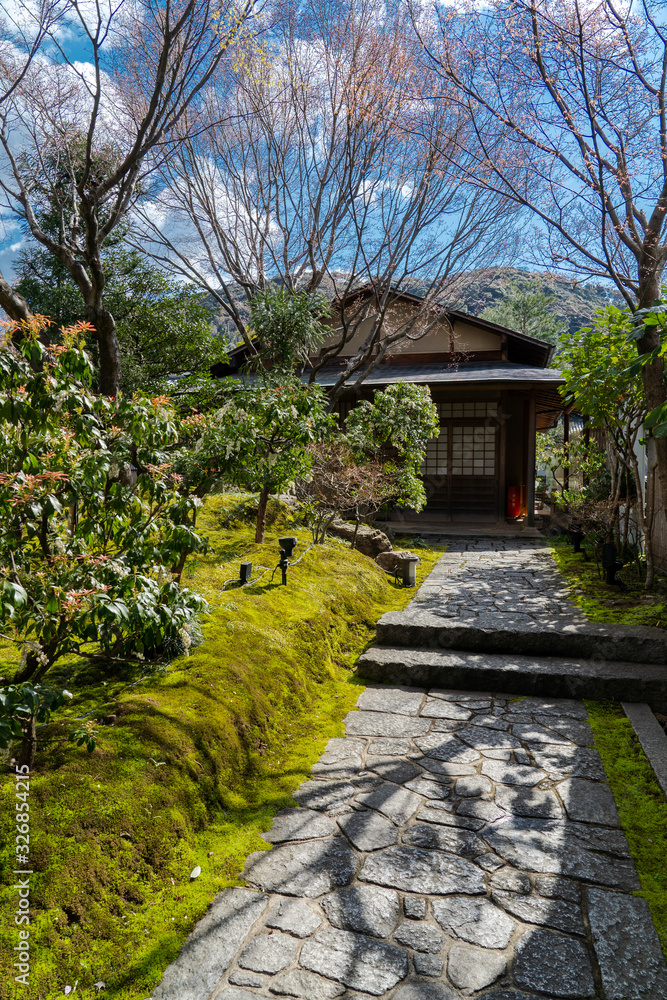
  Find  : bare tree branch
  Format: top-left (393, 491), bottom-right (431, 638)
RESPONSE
top-left (134, 0), bottom-right (515, 396)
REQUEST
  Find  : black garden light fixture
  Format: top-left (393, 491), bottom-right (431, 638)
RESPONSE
top-left (277, 537), bottom-right (298, 586)
top-left (279, 537), bottom-right (298, 558)
top-left (601, 543), bottom-right (626, 590)
top-left (398, 554), bottom-right (420, 588)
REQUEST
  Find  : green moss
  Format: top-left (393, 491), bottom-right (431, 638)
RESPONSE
top-left (0, 495), bottom-right (444, 1000)
top-left (549, 537), bottom-right (667, 629)
top-left (586, 700), bottom-right (667, 957)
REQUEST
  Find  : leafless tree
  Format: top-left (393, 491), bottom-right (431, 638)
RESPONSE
top-left (0, 0), bottom-right (260, 394)
top-left (137, 0), bottom-right (515, 400)
top-left (413, 0), bottom-right (667, 514)
top-left (0, 0), bottom-right (65, 321)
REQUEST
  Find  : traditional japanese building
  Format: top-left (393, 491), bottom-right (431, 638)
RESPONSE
top-left (214, 286), bottom-right (566, 527)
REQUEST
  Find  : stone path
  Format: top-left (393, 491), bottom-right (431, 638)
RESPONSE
top-left (368, 538), bottom-right (667, 696)
top-left (151, 537), bottom-right (667, 1000)
top-left (152, 686), bottom-right (667, 1000)
top-left (404, 537), bottom-right (588, 626)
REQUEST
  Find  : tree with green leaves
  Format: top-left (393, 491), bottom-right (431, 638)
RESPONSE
top-left (249, 287), bottom-right (329, 373)
top-left (558, 307), bottom-right (653, 584)
top-left (206, 373), bottom-right (336, 543)
top-left (343, 382), bottom-right (439, 531)
top-left (0, 318), bottom-right (208, 767)
top-left (15, 249), bottom-right (227, 405)
top-left (0, 0), bottom-right (256, 395)
top-left (481, 280), bottom-right (567, 346)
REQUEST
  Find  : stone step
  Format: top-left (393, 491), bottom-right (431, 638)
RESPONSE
top-left (376, 607), bottom-right (667, 666)
top-left (357, 645), bottom-right (667, 705)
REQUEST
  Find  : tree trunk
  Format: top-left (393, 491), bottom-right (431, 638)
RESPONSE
top-left (172, 509), bottom-right (198, 583)
top-left (637, 269), bottom-right (667, 519)
top-left (87, 302), bottom-right (122, 397)
top-left (630, 449), bottom-right (655, 590)
top-left (255, 485), bottom-right (270, 543)
top-left (0, 271), bottom-right (32, 324)
top-left (18, 715), bottom-right (36, 772)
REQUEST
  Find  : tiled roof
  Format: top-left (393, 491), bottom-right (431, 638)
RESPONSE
top-left (310, 362), bottom-right (564, 387)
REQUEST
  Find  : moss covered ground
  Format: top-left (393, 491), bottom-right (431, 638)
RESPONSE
top-left (549, 536), bottom-right (667, 629)
top-left (587, 701), bottom-right (667, 958)
top-left (0, 496), bottom-right (444, 1000)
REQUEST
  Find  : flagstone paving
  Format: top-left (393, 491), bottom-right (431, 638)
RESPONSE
top-left (151, 686), bottom-right (667, 1000)
top-left (374, 538), bottom-right (667, 666)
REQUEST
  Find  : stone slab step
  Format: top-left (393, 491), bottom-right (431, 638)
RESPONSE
top-left (376, 608), bottom-right (667, 665)
top-left (357, 645), bottom-right (667, 705)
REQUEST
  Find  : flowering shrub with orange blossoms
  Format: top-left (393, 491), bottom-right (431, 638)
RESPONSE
top-left (0, 319), bottom-right (208, 765)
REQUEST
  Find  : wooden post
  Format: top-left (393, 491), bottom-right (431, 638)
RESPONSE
top-left (526, 394), bottom-right (537, 527)
top-left (498, 391), bottom-right (507, 523)
top-left (563, 411), bottom-right (570, 491)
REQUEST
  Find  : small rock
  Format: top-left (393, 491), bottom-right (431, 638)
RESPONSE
top-left (494, 785), bottom-right (561, 819)
top-left (513, 928), bottom-right (595, 997)
top-left (420, 700), bottom-right (472, 721)
top-left (456, 775), bottom-right (493, 798)
top-left (559, 778), bottom-right (620, 827)
top-left (337, 809), bottom-right (398, 851)
top-left (432, 896), bottom-right (514, 949)
top-left (366, 756), bottom-right (421, 784)
top-left (345, 712), bottom-right (431, 739)
top-left (328, 519), bottom-right (392, 557)
top-left (245, 840), bottom-right (357, 898)
top-left (403, 822), bottom-right (485, 858)
top-left (533, 876), bottom-right (581, 903)
top-left (492, 890), bottom-right (585, 936)
top-left (268, 969), bottom-right (346, 998)
top-left (189, 866), bottom-right (201, 880)
top-left (457, 799), bottom-right (506, 823)
top-left (299, 928), bottom-right (409, 995)
top-left (413, 953), bottom-right (444, 977)
top-left (322, 885), bottom-right (400, 938)
top-left (475, 853), bottom-right (505, 872)
top-left (393, 984), bottom-right (457, 1000)
top-left (356, 686), bottom-right (424, 716)
top-left (238, 931), bottom-right (297, 974)
top-left (394, 920), bottom-right (444, 953)
top-left (265, 897), bottom-right (322, 938)
top-left (447, 944), bottom-right (507, 994)
top-left (355, 785), bottom-right (421, 827)
top-left (361, 845), bottom-right (486, 895)
top-left (489, 869), bottom-right (531, 894)
top-left (263, 808), bottom-right (335, 843)
top-left (403, 896), bottom-right (427, 919)
top-left (481, 760), bottom-right (545, 786)
top-left (229, 969), bottom-right (266, 987)
top-left (404, 777), bottom-right (451, 800)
